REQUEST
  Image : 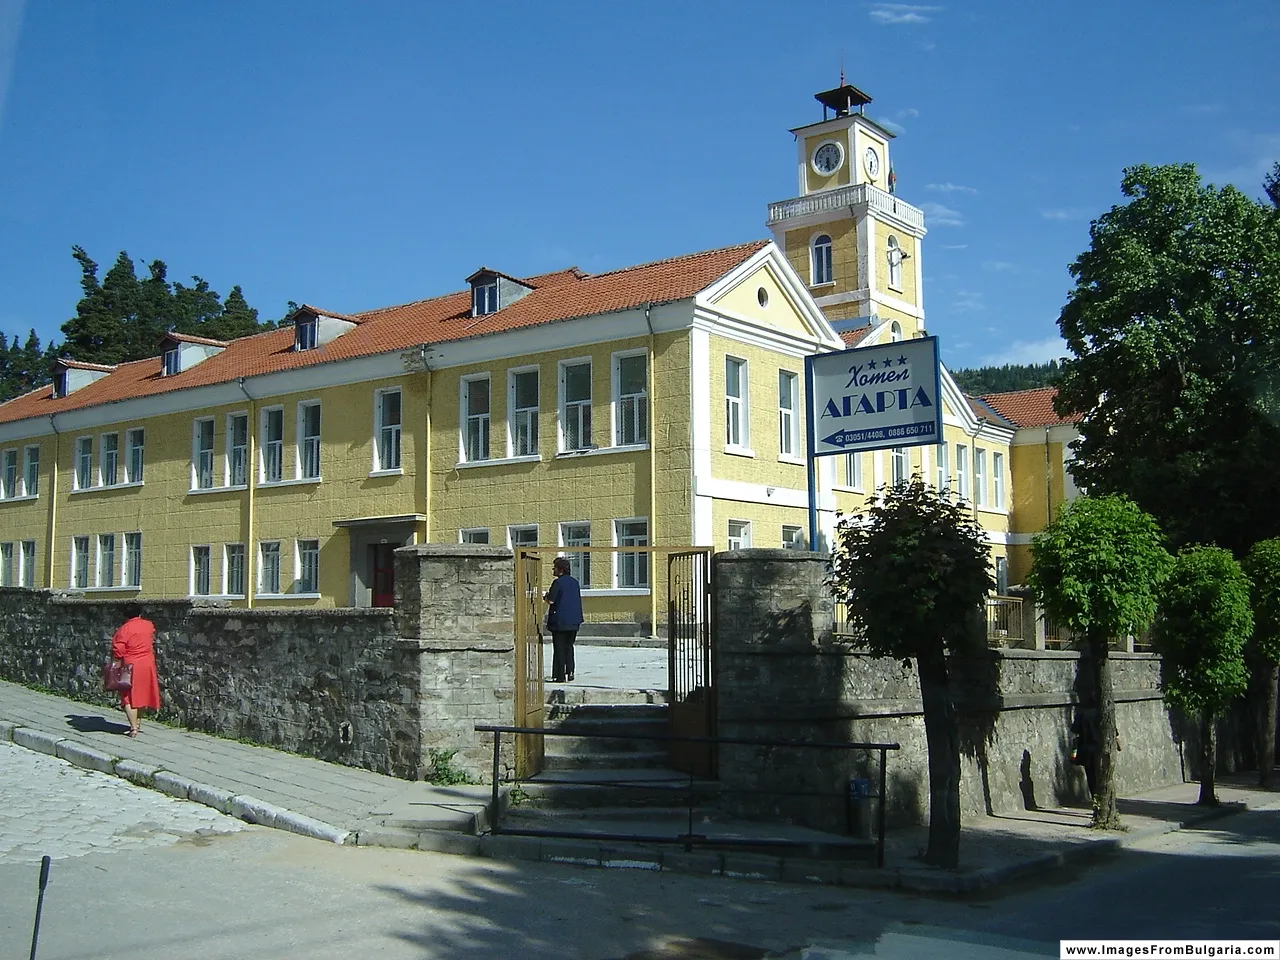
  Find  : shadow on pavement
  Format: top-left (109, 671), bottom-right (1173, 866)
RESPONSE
top-left (65, 713), bottom-right (129, 735)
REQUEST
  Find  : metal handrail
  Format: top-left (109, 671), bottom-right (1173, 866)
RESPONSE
top-left (476, 723), bottom-right (900, 867)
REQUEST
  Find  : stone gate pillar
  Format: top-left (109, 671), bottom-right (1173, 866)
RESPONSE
top-left (394, 544), bottom-right (516, 782)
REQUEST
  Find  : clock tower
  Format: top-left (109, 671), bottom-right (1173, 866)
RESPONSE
top-left (768, 82), bottom-right (927, 339)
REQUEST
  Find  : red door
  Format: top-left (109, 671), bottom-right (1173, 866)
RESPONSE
top-left (371, 544), bottom-right (396, 607)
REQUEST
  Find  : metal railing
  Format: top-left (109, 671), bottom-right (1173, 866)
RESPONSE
top-left (477, 723), bottom-right (900, 868)
top-left (985, 596), bottom-right (1023, 646)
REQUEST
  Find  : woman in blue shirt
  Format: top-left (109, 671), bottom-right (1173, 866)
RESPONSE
top-left (544, 556), bottom-right (584, 682)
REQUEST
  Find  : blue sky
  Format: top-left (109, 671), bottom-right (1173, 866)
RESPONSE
top-left (1, 1), bottom-right (1277, 370)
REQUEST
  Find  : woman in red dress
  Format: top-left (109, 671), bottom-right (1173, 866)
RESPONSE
top-left (111, 602), bottom-right (161, 737)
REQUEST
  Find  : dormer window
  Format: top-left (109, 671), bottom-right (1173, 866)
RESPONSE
top-left (473, 280), bottom-right (499, 317)
top-left (163, 347), bottom-right (181, 376)
top-left (295, 318), bottom-right (318, 351)
top-left (54, 370), bottom-right (68, 399)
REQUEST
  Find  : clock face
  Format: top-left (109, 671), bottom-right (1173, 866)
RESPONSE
top-left (812, 142), bottom-right (843, 176)
top-left (864, 145), bottom-right (881, 178)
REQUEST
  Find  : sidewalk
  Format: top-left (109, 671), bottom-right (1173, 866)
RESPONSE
top-left (3, 676), bottom-right (1278, 893)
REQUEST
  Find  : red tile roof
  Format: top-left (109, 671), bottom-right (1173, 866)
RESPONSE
top-left (57, 359), bottom-right (117, 373)
top-left (981, 386), bottom-right (1082, 428)
top-left (162, 332), bottom-right (229, 347)
top-left (839, 327), bottom-right (873, 348)
top-left (0, 241), bottom-right (769, 427)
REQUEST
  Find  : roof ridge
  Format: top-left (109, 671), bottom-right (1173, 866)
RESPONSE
top-left (583, 240), bottom-right (769, 282)
top-left (980, 384), bottom-right (1059, 399)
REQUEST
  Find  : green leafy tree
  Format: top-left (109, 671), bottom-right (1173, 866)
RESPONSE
top-left (827, 476), bottom-right (993, 868)
top-left (1243, 539), bottom-right (1280, 787)
top-left (1054, 164), bottom-right (1280, 558)
top-left (1265, 161), bottom-right (1279, 208)
top-left (1154, 546), bottom-right (1253, 805)
top-left (1028, 495), bottom-right (1171, 828)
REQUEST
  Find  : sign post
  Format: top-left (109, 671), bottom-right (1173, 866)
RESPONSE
top-left (804, 336), bottom-right (943, 550)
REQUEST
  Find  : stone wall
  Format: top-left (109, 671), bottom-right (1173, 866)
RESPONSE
top-left (713, 550), bottom-right (1188, 831)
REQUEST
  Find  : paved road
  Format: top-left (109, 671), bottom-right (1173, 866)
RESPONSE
top-left (2, 739), bottom-right (1277, 959)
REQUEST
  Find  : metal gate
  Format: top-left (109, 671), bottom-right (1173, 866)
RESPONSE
top-left (667, 549), bottom-right (715, 778)
top-left (513, 548), bottom-right (545, 778)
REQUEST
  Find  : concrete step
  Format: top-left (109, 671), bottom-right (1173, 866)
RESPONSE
top-left (542, 749), bottom-right (670, 771)
top-left (518, 768), bottom-right (721, 809)
top-left (549, 715), bottom-right (667, 736)
top-left (545, 687), bottom-right (668, 707)
top-left (503, 804), bottom-right (727, 825)
top-left (546, 702), bottom-right (668, 723)
top-left (541, 733), bottom-right (670, 757)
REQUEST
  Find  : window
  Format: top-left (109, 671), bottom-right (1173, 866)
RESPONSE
top-left (375, 389), bottom-right (402, 471)
top-left (560, 522), bottom-right (591, 587)
top-left (509, 369), bottom-right (539, 458)
top-left (262, 407), bottom-right (284, 482)
top-left (0, 543), bottom-right (12, 586)
top-left (782, 525), bottom-right (805, 550)
top-left (993, 452), bottom-right (1006, 510)
top-left (163, 346), bottom-right (180, 376)
top-left (124, 533), bottom-right (141, 588)
top-left (193, 418), bottom-right (215, 489)
top-left (295, 318), bottom-right (317, 351)
top-left (259, 542), bottom-right (281, 595)
top-left (887, 235), bottom-right (903, 291)
top-left (508, 525), bottom-right (539, 551)
top-left (560, 360), bottom-right (592, 452)
top-left (778, 370), bottom-right (799, 457)
top-left (23, 445), bottom-right (39, 496)
top-left (936, 441), bottom-right (950, 492)
top-left (460, 528), bottom-right (490, 545)
top-left (891, 447), bottom-right (908, 486)
top-left (1, 450), bottom-right (15, 498)
top-left (725, 357), bottom-right (747, 448)
top-left (614, 353), bottom-right (648, 446)
top-left (96, 535), bottom-right (115, 586)
top-left (462, 377), bottom-right (491, 462)
top-left (226, 414), bottom-right (248, 486)
top-left (125, 429), bottom-right (144, 484)
top-left (995, 556), bottom-right (1009, 596)
top-left (842, 452), bottom-right (863, 490)
top-left (21, 540), bottom-right (36, 587)
top-left (72, 536), bottom-right (90, 589)
top-left (53, 369), bottom-right (67, 399)
top-left (472, 280), bottom-right (498, 316)
top-left (974, 447), bottom-right (988, 507)
top-left (616, 519), bottom-right (649, 588)
top-left (298, 402), bottom-right (321, 479)
top-left (99, 433), bottom-right (119, 486)
top-left (298, 539), bottom-right (320, 594)
top-left (727, 520), bottom-right (751, 551)
top-left (890, 321), bottom-right (904, 342)
top-left (955, 444), bottom-right (970, 501)
top-left (192, 545), bottom-right (212, 596)
top-left (74, 437), bottom-right (93, 490)
top-left (811, 234), bottom-right (833, 285)
top-left (225, 543), bottom-right (246, 597)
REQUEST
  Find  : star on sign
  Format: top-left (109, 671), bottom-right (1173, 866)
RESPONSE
top-left (898, 355), bottom-right (908, 365)
top-left (867, 359), bottom-right (877, 370)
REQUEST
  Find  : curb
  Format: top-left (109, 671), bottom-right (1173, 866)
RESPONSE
top-left (1, 721), bottom-right (352, 846)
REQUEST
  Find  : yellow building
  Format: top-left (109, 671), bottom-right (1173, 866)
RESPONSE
top-left (0, 82), bottom-right (1030, 629)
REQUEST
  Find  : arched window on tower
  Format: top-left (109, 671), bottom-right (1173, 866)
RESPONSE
top-left (887, 235), bottom-right (903, 291)
top-left (811, 235), bottom-right (833, 286)
top-left (890, 321), bottom-right (903, 342)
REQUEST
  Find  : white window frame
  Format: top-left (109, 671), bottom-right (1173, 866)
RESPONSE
top-left (258, 541), bottom-right (282, 595)
top-left (993, 452), bottom-right (1006, 512)
top-left (163, 346), bottom-right (180, 376)
top-left (558, 358), bottom-right (593, 452)
top-left (0, 543), bottom-right (12, 587)
top-left (974, 447), bottom-right (988, 507)
top-left (725, 356), bottom-right (749, 451)
top-left (191, 544), bottom-right (212, 596)
top-left (71, 536), bottom-right (90, 589)
top-left (123, 532), bottom-right (141, 589)
top-left (472, 280), bottom-right (498, 316)
top-left (22, 444), bottom-right (39, 497)
top-left (295, 318), bottom-right (317, 351)
top-left (20, 539), bottom-right (36, 587)
top-left (460, 375), bottom-right (492, 463)
top-left (782, 525), bottom-right (805, 550)
top-left (74, 436), bottom-right (93, 491)
top-left (508, 525), bottom-right (539, 551)
top-left (614, 517), bottom-right (649, 589)
top-left (507, 366), bottom-right (540, 459)
top-left (192, 417), bottom-right (215, 490)
top-left (727, 519), bottom-right (751, 551)
top-left (96, 533), bottom-right (116, 588)
top-left (612, 350), bottom-right (648, 447)
top-left (936, 441), bottom-right (950, 492)
top-left (125, 429), bottom-right (144, 484)
top-left (297, 401), bottom-right (322, 480)
top-left (297, 539), bottom-right (320, 595)
top-left (890, 320), bottom-right (904, 342)
top-left (811, 234), bottom-right (834, 285)
top-left (559, 521), bottom-right (591, 588)
top-left (261, 406), bottom-right (284, 483)
top-left (224, 543), bottom-right (246, 598)
top-left (955, 444), bottom-right (971, 501)
top-left (778, 370), bottom-right (799, 460)
top-left (1, 449), bottom-right (17, 499)
top-left (373, 387), bottom-right (403, 474)
top-left (227, 412), bottom-right (249, 487)
top-left (887, 235), bottom-right (904, 291)
top-left (891, 447), bottom-right (908, 486)
top-left (98, 432), bottom-right (119, 487)
top-left (841, 452), bottom-right (864, 491)
top-left (460, 528), bottom-right (490, 545)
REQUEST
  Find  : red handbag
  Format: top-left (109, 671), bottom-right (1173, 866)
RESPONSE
top-left (103, 658), bottom-right (133, 692)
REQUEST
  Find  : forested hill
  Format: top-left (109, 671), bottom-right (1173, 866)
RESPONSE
top-left (1, 247), bottom-right (281, 403)
top-left (950, 361), bottom-right (1061, 396)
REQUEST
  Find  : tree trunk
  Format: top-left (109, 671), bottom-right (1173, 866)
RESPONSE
top-left (1260, 662), bottom-right (1278, 789)
top-left (1088, 633), bottom-right (1121, 829)
top-left (917, 647), bottom-right (961, 868)
top-left (1199, 710), bottom-right (1218, 806)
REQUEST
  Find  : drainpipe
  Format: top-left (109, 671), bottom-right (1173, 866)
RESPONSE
top-left (420, 344), bottom-right (432, 545)
top-left (45, 415), bottom-right (60, 589)
top-left (644, 302), bottom-right (658, 638)
top-left (237, 378), bottom-right (257, 609)
top-left (1043, 427), bottom-right (1052, 527)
